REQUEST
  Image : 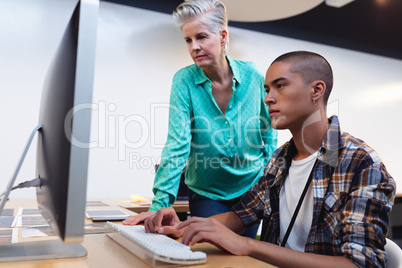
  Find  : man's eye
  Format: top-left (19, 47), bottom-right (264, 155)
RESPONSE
top-left (185, 39), bottom-right (191, 44)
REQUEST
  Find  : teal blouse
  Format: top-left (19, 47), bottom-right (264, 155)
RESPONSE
top-left (150, 56), bottom-right (278, 212)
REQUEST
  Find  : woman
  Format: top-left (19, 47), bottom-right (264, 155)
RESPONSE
top-left (123, 0), bottom-right (277, 238)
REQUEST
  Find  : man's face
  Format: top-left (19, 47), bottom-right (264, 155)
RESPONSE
top-left (264, 62), bottom-right (315, 131)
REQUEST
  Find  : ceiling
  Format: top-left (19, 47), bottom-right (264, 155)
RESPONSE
top-left (104, 0), bottom-right (402, 60)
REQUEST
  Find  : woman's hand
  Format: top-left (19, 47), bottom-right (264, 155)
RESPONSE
top-left (144, 207), bottom-right (184, 238)
top-left (122, 211), bottom-right (155, 225)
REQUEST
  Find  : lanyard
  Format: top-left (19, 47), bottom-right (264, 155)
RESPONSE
top-left (280, 162), bottom-right (315, 248)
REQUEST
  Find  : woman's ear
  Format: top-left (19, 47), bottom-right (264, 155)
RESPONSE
top-left (220, 29), bottom-right (228, 47)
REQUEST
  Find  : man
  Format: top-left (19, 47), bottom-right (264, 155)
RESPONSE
top-left (144, 51), bottom-right (396, 267)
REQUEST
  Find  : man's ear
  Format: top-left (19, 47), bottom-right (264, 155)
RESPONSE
top-left (312, 80), bottom-right (326, 102)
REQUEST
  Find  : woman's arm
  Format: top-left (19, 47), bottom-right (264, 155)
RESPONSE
top-left (150, 71), bottom-right (193, 212)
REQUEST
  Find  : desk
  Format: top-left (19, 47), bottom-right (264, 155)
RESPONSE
top-left (118, 198), bottom-right (190, 221)
top-left (120, 200), bottom-right (189, 214)
top-left (0, 198), bottom-right (274, 268)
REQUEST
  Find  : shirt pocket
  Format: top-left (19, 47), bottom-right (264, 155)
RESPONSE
top-left (322, 192), bottom-right (346, 234)
top-left (323, 192), bottom-right (342, 212)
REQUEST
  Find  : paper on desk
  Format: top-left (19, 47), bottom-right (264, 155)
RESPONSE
top-left (21, 228), bottom-right (48, 238)
top-left (0, 228), bottom-right (18, 243)
top-left (0, 208), bottom-right (13, 216)
top-left (130, 194), bottom-right (149, 203)
top-left (0, 216), bottom-right (15, 228)
top-left (16, 207), bottom-right (41, 216)
top-left (15, 207), bottom-right (48, 227)
top-left (12, 228), bottom-right (18, 243)
top-left (18, 215), bottom-right (49, 227)
top-left (0, 229), bottom-right (13, 243)
top-left (86, 201), bottom-right (109, 207)
top-left (21, 208), bottom-right (40, 215)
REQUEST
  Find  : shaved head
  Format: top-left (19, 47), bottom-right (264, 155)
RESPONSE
top-left (271, 51), bottom-right (333, 105)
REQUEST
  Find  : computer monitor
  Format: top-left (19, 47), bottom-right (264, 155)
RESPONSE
top-left (0, 0), bottom-right (98, 262)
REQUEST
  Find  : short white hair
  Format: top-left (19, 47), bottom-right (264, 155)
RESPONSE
top-left (173, 0), bottom-right (229, 54)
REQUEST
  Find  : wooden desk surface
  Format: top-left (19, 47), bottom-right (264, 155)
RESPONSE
top-left (82, 197), bottom-right (189, 214)
top-left (0, 234), bottom-right (273, 268)
top-left (0, 198), bottom-right (274, 268)
top-left (119, 199), bottom-right (189, 214)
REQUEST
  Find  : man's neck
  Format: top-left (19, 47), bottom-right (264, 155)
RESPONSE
top-left (291, 109), bottom-right (329, 161)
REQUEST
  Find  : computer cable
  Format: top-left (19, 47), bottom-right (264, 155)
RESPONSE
top-left (0, 178), bottom-right (42, 201)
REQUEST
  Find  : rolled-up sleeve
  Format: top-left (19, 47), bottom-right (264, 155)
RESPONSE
top-left (232, 173), bottom-right (271, 227)
top-left (335, 162), bottom-right (396, 267)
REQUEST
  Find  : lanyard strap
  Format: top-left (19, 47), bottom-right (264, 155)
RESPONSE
top-left (280, 165), bottom-right (315, 248)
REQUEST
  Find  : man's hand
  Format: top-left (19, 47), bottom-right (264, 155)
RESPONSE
top-left (122, 211), bottom-right (154, 225)
top-left (178, 216), bottom-right (250, 256)
top-left (144, 207), bottom-right (184, 238)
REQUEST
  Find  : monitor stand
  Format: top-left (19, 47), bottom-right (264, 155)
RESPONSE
top-left (0, 125), bottom-right (87, 262)
top-left (0, 240), bottom-right (87, 262)
top-left (0, 125), bottom-right (42, 215)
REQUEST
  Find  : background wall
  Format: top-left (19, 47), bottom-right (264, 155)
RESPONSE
top-left (1, 0), bottom-right (401, 200)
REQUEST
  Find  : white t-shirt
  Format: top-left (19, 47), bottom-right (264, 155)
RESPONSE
top-left (279, 151), bottom-right (317, 251)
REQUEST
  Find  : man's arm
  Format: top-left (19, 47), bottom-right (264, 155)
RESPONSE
top-left (147, 207), bottom-right (357, 267)
top-left (211, 210), bottom-right (247, 233)
top-left (177, 211), bottom-right (357, 267)
top-left (245, 240), bottom-right (357, 268)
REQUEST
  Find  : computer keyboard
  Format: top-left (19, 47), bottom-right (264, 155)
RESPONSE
top-left (106, 222), bottom-right (207, 266)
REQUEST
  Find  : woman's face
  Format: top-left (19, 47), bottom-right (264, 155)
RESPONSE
top-left (182, 17), bottom-right (225, 68)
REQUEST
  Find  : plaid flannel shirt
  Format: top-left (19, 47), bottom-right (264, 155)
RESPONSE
top-left (232, 116), bottom-right (396, 267)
